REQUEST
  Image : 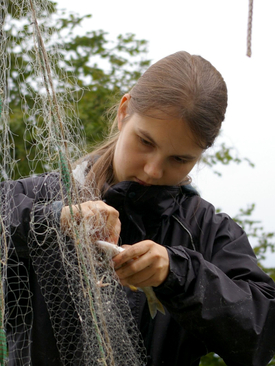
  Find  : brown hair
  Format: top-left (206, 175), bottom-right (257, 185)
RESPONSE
top-left (85, 51), bottom-right (228, 192)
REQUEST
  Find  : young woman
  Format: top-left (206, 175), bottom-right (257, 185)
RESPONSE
top-left (3, 51), bottom-right (275, 365)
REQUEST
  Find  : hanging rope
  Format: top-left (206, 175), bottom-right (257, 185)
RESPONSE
top-left (0, 90), bottom-right (8, 366)
top-left (247, 0), bottom-right (254, 57)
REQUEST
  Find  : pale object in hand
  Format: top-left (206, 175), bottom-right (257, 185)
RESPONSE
top-left (96, 240), bottom-right (165, 319)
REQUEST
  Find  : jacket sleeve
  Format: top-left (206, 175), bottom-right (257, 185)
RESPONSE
top-left (0, 173), bottom-right (64, 257)
top-left (154, 198), bottom-right (275, 366)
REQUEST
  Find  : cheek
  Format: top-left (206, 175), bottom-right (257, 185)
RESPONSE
top-left (117, 139), bottom-right (133, 162)
top-left (119, 134), bottom-right (141, 161)
top-left (114, 136), bottom-right (137, 171)
top-left (172, 163), bottom-right (197, 183)
top-left (182, 162), bottom-right (198, 179)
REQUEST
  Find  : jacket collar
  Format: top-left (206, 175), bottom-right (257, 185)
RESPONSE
top-left (103, 181), bottom-right (197, 217)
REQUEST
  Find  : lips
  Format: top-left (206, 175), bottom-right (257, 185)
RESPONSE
top-left (135, 178), bottom-right (151, 186)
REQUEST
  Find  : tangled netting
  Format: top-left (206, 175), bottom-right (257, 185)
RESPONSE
top-left (0, 1), bottom-right (146, 365)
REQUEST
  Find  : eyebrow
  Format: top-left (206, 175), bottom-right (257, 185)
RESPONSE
top-left (137, 128), bottom-right (198, 160)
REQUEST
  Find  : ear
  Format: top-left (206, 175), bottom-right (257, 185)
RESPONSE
top-left (117, 93), bottom-right (131, 131)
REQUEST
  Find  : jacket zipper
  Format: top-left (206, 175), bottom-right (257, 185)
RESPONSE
top-left (172, 215), bottom-right (197, 251)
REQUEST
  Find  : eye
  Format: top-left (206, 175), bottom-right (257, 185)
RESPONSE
top-left (173, 156), bottom-right (189, 164)
top-left (139, 136), bottom-right (153, 147)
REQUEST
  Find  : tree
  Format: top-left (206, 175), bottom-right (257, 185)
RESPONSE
top-left (1, 1), bottom-right (150, 177)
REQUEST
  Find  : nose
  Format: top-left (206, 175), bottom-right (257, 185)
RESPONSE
top-left (144, 157), bottom-right (164, 180)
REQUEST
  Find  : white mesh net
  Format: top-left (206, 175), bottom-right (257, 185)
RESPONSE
top-left (0, 1), bottom-right (147, 364)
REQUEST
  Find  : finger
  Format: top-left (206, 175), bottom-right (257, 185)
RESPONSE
top-left (107, 221), bottom-right (121, 244)
top-left (121, 271), bottom-right (155, 288)
top-left (117, 264), bottom-right (154, 286)
top-left (80, 201), bottom-right (116, 235)
top-left (112, 242), bottom-right (149, 268)
top-left (115, 251), bottom-right (151, 278)
top-left (60, 205), bottom-right (82, 235)
top-left (105, 207), bottom-right (120, 228)
top-left (121, 244), bottom-right (131, 250)
top-left (106, 210), bottom-right (121, 240)
top-left (91, 202), bottom-right (120, 230)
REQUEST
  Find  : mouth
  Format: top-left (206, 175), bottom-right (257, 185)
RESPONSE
top-left (135, 178), bottom-right (152, 186)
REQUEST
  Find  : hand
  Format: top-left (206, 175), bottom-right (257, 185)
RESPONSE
top-left (60, 200), bottom-right (121, 244)
top-left (112, 240), bottom-right (169, 287)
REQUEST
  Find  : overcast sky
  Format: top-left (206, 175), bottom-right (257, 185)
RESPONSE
top-left (56, 0), bottom-right (275, 266)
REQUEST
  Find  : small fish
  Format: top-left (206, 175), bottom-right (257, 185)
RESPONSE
top-left (96, 240), bottom-right (165, 319)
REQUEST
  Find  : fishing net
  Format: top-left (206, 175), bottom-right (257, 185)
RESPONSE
top-left (0, 1), bottom-right (147, 365)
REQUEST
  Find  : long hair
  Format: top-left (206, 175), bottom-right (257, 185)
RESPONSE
top-left (85, 51), bottom-right (228, 192)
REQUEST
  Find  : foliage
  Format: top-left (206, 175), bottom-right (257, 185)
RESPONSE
top-left (202, 142), bottom-right (254, 176)
top-left (232, 204), bottom-right (275, 281)
top-left (1, 1), bottom-right (150, 177)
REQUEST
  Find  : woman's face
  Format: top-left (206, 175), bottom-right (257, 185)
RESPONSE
top-left (113, 97), bottom-right (203, 186)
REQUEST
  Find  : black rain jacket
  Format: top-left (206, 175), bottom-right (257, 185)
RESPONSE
top-left (2, 174), bottom-right (275, 366)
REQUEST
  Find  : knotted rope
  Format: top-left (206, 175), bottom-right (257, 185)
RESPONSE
top-left (247, 0), bottom-right (254, 57)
